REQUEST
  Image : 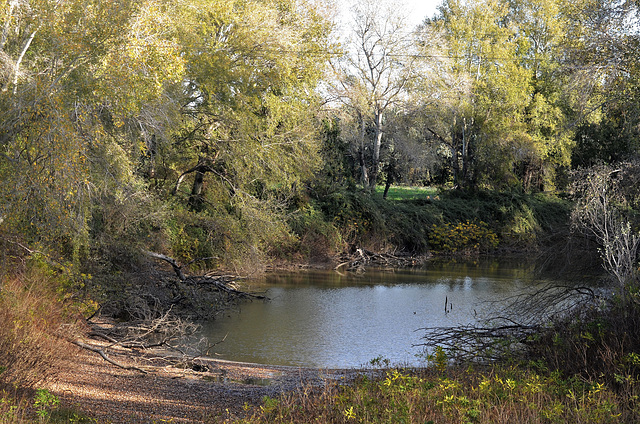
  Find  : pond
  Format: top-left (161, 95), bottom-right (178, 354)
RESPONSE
top-left (197, 259), bottom-right (601, 369)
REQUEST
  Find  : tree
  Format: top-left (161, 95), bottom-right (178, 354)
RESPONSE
top-left (0, 0), bottom-right (128, 249)
top-left (420, 0), bottom-right (534, 190)
top-left (169, 0), bottom-right (332, 200)
top-left (145, 0), bottom-right (336, 267)
top-left (506, 0), bottom-right (574, 191)
top-left (563, 0), bottom-right (640, 167)
top-left (0, 0), bottom-right (184, 258)
top-left (571, 162), bottom-right (640, 293)
top-left (328, 0), bottom-right (425, 191)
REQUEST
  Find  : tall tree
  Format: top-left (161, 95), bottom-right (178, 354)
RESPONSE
top-left (328, 0), bottom-right (425, 191)
top-left (422, 0), bottom-right (532, 189)
top-left (563, 0), bottom-right (640, 167)
top-left (169, 0), bottom-right (333, 205)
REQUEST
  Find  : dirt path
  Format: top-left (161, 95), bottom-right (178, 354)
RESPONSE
top-left (47, 341), bottom-right (357, 423)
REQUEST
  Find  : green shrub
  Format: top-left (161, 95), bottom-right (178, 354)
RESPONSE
top-left (287, 204), bottom-right (342, 262)
top-left (313, 187), bottom-right (570, 255)
top-left (33, 389), bottom-right (59, 420)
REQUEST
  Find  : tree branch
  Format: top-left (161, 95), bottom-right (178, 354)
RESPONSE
top-left (73, 340), bottom-right (149, 374)
top-left (144, 250), bottom-right (186, 281)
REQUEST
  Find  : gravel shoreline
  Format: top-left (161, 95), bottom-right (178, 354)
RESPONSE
top-left (46, 340), bottom-right (359, 423)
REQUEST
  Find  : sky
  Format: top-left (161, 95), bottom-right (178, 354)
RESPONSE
top-left (405, 0), bottom-right (442, 26)
top-left (336, 0), bottom-right (442, 32)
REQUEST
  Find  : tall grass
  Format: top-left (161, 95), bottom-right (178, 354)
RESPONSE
top-left (0, 261), bottom-right (81, 422)
top-left (0, 269), bottom-right (74, 387)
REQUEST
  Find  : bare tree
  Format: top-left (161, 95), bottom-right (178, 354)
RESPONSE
top-left (417, 284), bottom-right (600, 363)
top-left (328, 0), bottom-right (426, 191)
top-left (571, 162), bottom-right (640, 293)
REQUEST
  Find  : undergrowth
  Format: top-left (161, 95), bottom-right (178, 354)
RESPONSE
top-left (237, 364), bottom-right (638, 424)
top-left (0, 267), bottom-right (76, 388)
top-left (315, 188), bottom-right (571, 255)
top-left (0, 246), bottom-right (86, 423)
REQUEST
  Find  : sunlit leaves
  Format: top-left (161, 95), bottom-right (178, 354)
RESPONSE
top-left (172, 0), bottom-right (333, 196)
top-left (0, 0), bottom-right (175, 256)
top-left (0, 92), bottom-right (90, 249)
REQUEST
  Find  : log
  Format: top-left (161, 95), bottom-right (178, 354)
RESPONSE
top-left (189, 276), bottom-right (268, 300)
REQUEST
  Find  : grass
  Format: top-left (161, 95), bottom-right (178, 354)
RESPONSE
top-left (0, 388), bottom-right (96, 424)
top-left (0, 269), bottom-right (71, 388)
top-left (374, 185), bottom-right (438, 201)
top-left (236, 364), bottom-right (638, 423)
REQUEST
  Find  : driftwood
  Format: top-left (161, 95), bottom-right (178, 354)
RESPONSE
top-left (73, 340), bottom-right (149, 374)
top-left (335, 248), bottom-right (427, 272)
top-left (77, 306), bottom-right (208, 374)
top-left (186, 275), bottom-right (267, 300)
top-left (79, 251), bottom-right (266, 373)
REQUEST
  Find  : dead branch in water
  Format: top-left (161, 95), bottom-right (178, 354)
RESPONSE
top-left (335, 248), bottom-right (428, 272)
top-left (145, 250), bottom-right (267, 300)
top-left (416, 284), bottom-right (603, 363)
top-left (186, 275), bottom-right (267, 300)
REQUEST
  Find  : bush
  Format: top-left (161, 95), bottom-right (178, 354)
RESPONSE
top-left (286, 204), bottom-right (342, 263)
top-left (528, 287), bottom-right (640, 385)
top-left (428, 220), bottom-right (499, 254)
top-left (312, 187), bottom-right (570, 256)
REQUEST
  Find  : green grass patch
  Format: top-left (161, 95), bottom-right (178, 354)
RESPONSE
top-left (374, 185), bottom-right (439, 201)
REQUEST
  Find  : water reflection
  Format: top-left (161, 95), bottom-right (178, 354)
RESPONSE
top-left (198, 259), bottom-right (599, 368)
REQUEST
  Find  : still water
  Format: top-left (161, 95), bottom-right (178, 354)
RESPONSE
top-left (198, 259), bottom-right (598, 368)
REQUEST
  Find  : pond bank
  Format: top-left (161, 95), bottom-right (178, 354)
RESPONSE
top-left (48, 339), bottom-right (366, 423)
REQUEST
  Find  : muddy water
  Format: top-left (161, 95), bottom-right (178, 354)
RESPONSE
top-left (198, 259), bottom-right (599, 368)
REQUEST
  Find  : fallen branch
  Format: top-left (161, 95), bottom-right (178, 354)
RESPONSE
top-left (335, 248), bottom-right (427, 272)
top-left (144, 250), bottom-right (186, 281)
top-left (188, 276), bottom-right (267, 300)
top-left (73, 340), bottom-right (149, 374)
top-left (144, 250), bottom-right (267, 300)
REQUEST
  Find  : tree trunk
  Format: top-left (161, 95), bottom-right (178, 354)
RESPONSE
top-left (450, 145), bottom-right (460, 188)
top-left (358, 114), bottom-right (369, 187)
top-left (461, 118), bottom-right (469, 185)
top-left (369, 110), bottom-right (383, 192)
top-left (9, 29), bottom-right (37, 94)
top-left (188, 169), bottom-right (205, 211)
top-left (383, 174), bottom-right (393, 199)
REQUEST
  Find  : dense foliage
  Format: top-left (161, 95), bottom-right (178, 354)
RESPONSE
top-left (0, 0), bottom-right (638, 271)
